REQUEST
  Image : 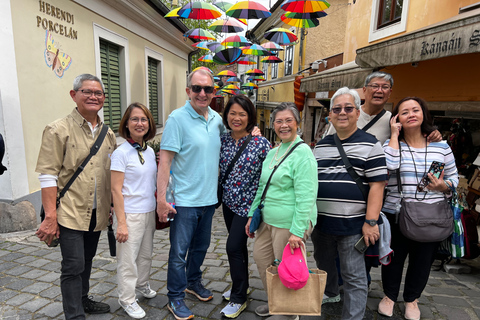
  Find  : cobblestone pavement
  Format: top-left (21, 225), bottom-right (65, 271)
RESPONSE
top-left (1, 209), bottom-right (480, 319)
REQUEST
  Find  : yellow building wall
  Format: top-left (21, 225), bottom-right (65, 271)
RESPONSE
top-left (344, 0), bottom-right (479, 62)
top-left (10, 0), bottom-right (190, 193)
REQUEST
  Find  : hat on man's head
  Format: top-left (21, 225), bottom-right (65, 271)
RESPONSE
top-left (277, 243), bottom-right (309, 290)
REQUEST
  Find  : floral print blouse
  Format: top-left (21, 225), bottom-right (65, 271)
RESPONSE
top-left (219, 133), bottom-right (271, 217)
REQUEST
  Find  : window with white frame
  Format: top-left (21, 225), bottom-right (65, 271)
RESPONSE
top-left (284, 45), bottom-right (294, 76)
top-left (271, 52), bottom-right (278, 79)
top-left (145, 48), bottom-right (164, 127)
top-left (369, 0), bottom-right (410, 42)
top-left (262, 60), bottom-right (268, 80)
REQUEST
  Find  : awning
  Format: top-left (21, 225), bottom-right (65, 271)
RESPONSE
top-left (299, 61), bottom-right (373, 93)
top-left (356, 10), bottom-right (480, 68)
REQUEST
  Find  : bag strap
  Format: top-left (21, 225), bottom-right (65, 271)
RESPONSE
top-left (396, 142), bottom-right (403, 194)
top-left (259, 141), bottom-right (304, 206)
top-left (57, 124), bottom-right (109, 205)
top-left (221, 134), bottom-right (252, 185)
top-left (333, 134), bottom-right (368, 201)
top-left (361, 109), bottom-right (386, 132)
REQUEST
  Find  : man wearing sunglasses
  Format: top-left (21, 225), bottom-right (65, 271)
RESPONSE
top-left (156, 69), bottom-right (224, 320)
top-left (312, 87), bottom-right (387, 320)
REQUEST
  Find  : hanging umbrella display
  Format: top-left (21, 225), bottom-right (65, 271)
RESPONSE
top-left (247, 75), bottom-right (266, 81)
top-left (193, 66), bottom-right (214, 73)
top-left (165, 7), bottom-right (181, 18)
top-left (264, 28), bottom-right (298, 45)
top-left (283, 10), bottom-right (327, 19)
top-left (226, 76), bottom-right (241, 83)
top-left (208, 19), bottom-right (244, 33)
top-left (206, 41), bottom-right (223, 53)
top-left (280, 0), bottom-right (331, 13)
top-left (198, 54), bottom-right (214, 62)
top-left (191, 41), bottom-right (211, 50)
top-left (261, 56), bottom-right (283, 63)
top-left (213, 76), bottom-right (221, 81)
top-left (224, 84), bottom-right (240, 90)
top-left (236, 56), bottom-right (257, 65)
top-left (241, 82), bottom-right (259, 89)
top-left (226, 1), bottom-right (272, 19)
top-left (214, 83), bottom-right (221, 89)
top-left (213, 47), bottom-right (242, 65)
top-left (242, 44), bottom-right (271, 56)
top-left (262, 41), bottom-right (284, 51)
top-left (184, 28), bottom-right (216, 41)
top-left (221, 89), bottom-right (238, 95)
top-left (214, 1), bottom-right (233, 12)
top-left (281, 15), bottom-right (320, 28)
top-left (217, 70), bottom-right (237, 77)
top-left (222, 35), bottom-right (251, 47)
top-left (246, 68), bottom-right (265, 76)
top-left (178, 2), bottom-right (222, 20)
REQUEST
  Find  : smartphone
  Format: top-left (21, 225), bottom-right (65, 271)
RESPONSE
top-left (354, 236), bottom-right (369, 254)
top-left (417, 161), bottom-right (445, 192)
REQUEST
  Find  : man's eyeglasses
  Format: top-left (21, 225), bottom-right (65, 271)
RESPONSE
top-left (77, 89), bottom-right (105, 98)
top-left (129, 117), bottom-right (149, 124)
top-left (331, 106), bottom-right (356, 114)
top-left (366, 84), bottom-right (391, 91)
top-left (190, 85), bottom-right (215, 94)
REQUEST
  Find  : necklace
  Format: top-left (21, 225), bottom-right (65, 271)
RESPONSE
top-left (404, 137), bottom-right (428, 201)
top-left (269, 141), bottom-right (295, 169)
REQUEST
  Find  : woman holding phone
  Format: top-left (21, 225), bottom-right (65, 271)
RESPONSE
top-left (378, 97), bottom-right (458, 320)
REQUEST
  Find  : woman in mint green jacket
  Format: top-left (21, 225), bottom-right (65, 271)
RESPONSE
top-left (245, 102), bottom-right (318, 320)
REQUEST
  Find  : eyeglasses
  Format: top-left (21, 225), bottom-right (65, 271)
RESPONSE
top-left (366, 84), bottom-right (391, 91)
top-left (129, 117), bottom-right (149, 124)
top-left (331, 106), bottom-right (356, 114)
top-left (77, 89), bottom-right (105, 98)
top-left (190, 85), bottom-right (215, 94)
top-left (274, 118), bottom-right (295, 125)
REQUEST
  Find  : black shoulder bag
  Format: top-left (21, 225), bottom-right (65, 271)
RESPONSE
top-left (40, 124), bottom-right (110, 222)
top-left (361, 109), bottom-right (386, 132)
top-left (216, 134), bottom-right (252, 208)
top-left (249, 141), bottom-right (304, 233)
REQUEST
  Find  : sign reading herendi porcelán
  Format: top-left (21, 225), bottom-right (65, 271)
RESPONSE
top-left (36, 0), bottom-right (77, 40)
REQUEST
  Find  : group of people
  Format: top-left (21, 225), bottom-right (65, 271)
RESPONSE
top-left (35, 69), bottom-right (458, 320)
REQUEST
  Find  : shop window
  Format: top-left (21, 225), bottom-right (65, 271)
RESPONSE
top-left (271, 52), bottom-right (279, 79)
top-left (146, 48), bottom-right (164, 127)
top-left (369, 0), bottom-right (409, 42)
top-left (284, 45), bottom-right (294, 76)
top-left (263, 61), bottom-right (268, 80)
top-left (100, 39), bottom-right (122, 132)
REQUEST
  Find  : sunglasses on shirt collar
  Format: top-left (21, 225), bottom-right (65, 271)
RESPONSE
top-left (190, 85), bottom-right (215, 94)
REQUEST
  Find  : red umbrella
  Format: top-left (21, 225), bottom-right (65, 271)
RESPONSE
top-left (261, 56), bottom-right (283, 63)
top-left (178, 2), bottom-right (222, 20)
top-left (222, 35), bottom-right (251, 47)
top-left (246, 68), bottom-right (265, 76)
top-left (208, 19), bottom-right (244, 33)
top-left (217, 70), bottom-right (237, 77)
top-left (236, 56), bottom-right (257, 65)
top-left (280, 0), bottom-right (331, 13)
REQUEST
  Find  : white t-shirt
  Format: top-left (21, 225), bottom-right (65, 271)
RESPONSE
top-left (110, 142), bottom-right (157, 213)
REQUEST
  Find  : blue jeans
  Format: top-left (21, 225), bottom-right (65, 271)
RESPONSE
top-left (312, 229), bottom-right (367, 320)
top-left (59, 223), bottom-right (101, 320)
top-left (167, 205), bottom-right (215, 300)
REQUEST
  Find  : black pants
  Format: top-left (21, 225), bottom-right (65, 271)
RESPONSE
top-left (223, 204), bottom-right (249, 304)
top-left (59, 210), bottom-right (100, 320)
top-left (381, 213), bottom-right (439, 303)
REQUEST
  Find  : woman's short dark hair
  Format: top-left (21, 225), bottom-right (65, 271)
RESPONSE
top-left (118, 102), bottom-right (157, 141)
top-left (223, 95), bottom-right (256, 133)
top-left (392, 97), bottom-right (435, 140)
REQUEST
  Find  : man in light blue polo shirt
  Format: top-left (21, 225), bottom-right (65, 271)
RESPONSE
top-left (157, 69), bottom-right (225, 320)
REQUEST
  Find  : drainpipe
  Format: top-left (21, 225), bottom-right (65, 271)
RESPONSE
top-left (298, 27), bottom-right (306, 72)
top-left (188, 49), bottom-right (200, 74)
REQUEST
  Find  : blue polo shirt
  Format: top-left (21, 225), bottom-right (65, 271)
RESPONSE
top-left (161, 100), bottom-right (226, 207)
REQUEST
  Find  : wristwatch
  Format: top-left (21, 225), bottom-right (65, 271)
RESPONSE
top-left (365, 219), bottom-right (378, 226)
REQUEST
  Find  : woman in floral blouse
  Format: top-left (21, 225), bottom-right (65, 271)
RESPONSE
top-left (219, 95), bottom-right (271, 318)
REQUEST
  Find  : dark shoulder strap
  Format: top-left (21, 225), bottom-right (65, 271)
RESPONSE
top-left (221, 134), bottom-right (252, 185)
top-left (259, 141), bottom-right (304, 205)
top-left (396, 142), bottom-right (403, 194)
top-left (57, 124), bottom-right (110, 204)
top-left (361, 109), bottom-right (386, 132)
top-left (333, 134), bottom-right (368, 201)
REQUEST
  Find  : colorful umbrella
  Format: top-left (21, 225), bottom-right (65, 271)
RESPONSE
top-left (246, 68), bottom-right (265, 76)
top-left (226, 1), bottom-right (272, 19)
top-left (214, 76), bottom-right (221, 81)
top-left (165, 7), bottom-right (181, 18)
top-left (261, 56), bottom-right (283, 63)
top-left (247, 76), bottom-right (266, 81)
top-left (214, 83), bottom-right (220, 89)
top-left (242, 44), bottom-right (271, 56)
top-left (191, 41), bottom-right (211, 50)
top-left (214, 1), bottom-right (233, 12)
top-left (283, 10), bottom-right (328, 19)
top-left (221, 89), bottom-right (238, 95)
top-left (281, 15), bottom-right (320, 28)
top-left (224, 84), bottom-right (240, 90)
top-left (226, 76), bottom-right (242, 83)
top-left (178, 2), bottom-right (222, 20)
top-left (222, 35), bottom-right (251, 47)
top-left (206, 41), bottom-right (223, 53)
top-left (262, 41), bottom-right (284, 51)
top-left (241, 82), bottom-right (259, 89)
top-left (184, 28), bottom-right (216, 41)
top-left (208, 19), bottom-right (244, 33)
top-left (213, 48), bottom-right (242, 65)
top-left (217, 70), bottom-right (237, 77)
top-left (281, 0), bottom-right (331, 13)
top-left (236, 56), bottom-right (257, 65)
top-left (193, 66), bottom-right (214, 73)
top-left (198, 54), bottom-right (214, 62)
top-left (264, 28), bottom-right (298, 45)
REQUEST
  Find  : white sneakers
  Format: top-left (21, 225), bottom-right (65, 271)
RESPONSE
top-left (119, 300), bottom-right (146, 319)
top-left (136, 284), bottom-right (157, 299)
